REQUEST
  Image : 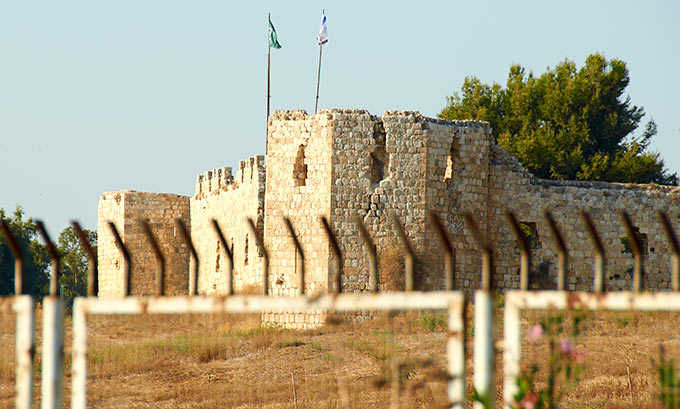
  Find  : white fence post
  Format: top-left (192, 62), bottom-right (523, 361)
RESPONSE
top-left (447, 298), bottom-right (466, 408)
top-left (503, 291), bottom-right (521, 409)
top-left (71, 298), bottom-right (88, 409)
top-left (12, 296), bottom-right (35, 409)
top-left (473, 291), bottom-right (496, 409)
top-left (41, 296), bottom-right (65, 409)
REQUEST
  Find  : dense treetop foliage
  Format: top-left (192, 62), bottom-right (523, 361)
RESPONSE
top-left (0, 206), bottom-right (97, 307)
top-left (0, 207), bottom-right (49, 298)
top-left (439, 53), bottom-right (677, 185)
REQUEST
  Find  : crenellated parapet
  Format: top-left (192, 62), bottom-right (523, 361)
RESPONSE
top-left (190, 154), bottom-right (266, 295)
top-left (194, 155), bottom-right (265, 199)
top-left (195, 167), bottom-right (233, 197)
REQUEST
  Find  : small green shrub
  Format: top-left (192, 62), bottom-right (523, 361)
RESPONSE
top-left (419, 313), bottom-right (446, 332)
top-left (655, 345), bottom-right (680, 409)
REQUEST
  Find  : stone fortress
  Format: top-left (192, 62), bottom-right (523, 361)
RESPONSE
top-left (98, 109), bottom-right (680, 322)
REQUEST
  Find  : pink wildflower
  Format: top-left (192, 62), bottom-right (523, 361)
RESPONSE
top-left (518, 392), bottom-right (539, 409)
top-left (528, 324), bottom-right (543, 340)
top-left (559, 339), bottom-right (574, 357)
top-left (575, 348), bottom-right (589, 363)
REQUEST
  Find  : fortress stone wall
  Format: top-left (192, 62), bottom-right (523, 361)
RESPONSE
top-left (488, 146), bottom-right (680, 291)
top-left (97, 109), bottom-right (680, 315)
top-left (97, 191), bottom-right (190, 297)
top-left (191, 156), bottom-right (266, 295)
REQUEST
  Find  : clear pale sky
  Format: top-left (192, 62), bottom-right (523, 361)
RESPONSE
top-left (1, 0), bottom-right (679, 235)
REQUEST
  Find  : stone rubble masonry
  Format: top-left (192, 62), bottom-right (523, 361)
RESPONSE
top-left (190, 156), bottom-right (266, 295)
top-left (97, 108), bottom-right (680, 327)
top-left (488, 146), bottom-right (680, 292)
top-left (265, 110), bottom-right (333, 299)
top-left (264, 109), bottom-right (494, 301)
top-left (97, 191), bottom-right (190, 297)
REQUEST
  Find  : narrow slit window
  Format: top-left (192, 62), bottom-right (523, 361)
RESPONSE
top-left (444, 142), bottom-right (454, 181)
top-left (294, 145), bottom-right (308, 187)
top-left (370, 146), bottom-right (388, 186)
top-left (244, 234), bottom-right (249, 266)
top-left (215, 241), bottom-right (221, 274)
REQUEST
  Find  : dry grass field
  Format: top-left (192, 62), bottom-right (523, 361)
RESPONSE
top-left (1, 299), bottom-right (679, 408)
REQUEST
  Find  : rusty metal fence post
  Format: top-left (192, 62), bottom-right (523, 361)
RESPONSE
top-left (321, 216), bottom-right (342, 293)
top-left (176, 219), bottom-right (198, 296)
top-left (284, 217), bottom-right (305, 296)
top-left (107, 222), bottom-right (131, 296)
top-left (581, 212), bottom-right (606, 293)
top-left (355, 216), bottom-right (378, 292)
top-left (247, 217), bottom-right (269, 295)
top-left (430, 212), bottom-right (455, 291)
top-left (212, 220), bottom-right (234, 295)
top-left (142, 221), bottom-right (165, 296)
top-left (506, 212), bottom-right (531, 291)
top-left (544, 211), bottom-right (568, 290)
top-left (72, 222), bottom-right (98, 296)
top-left (621, 211), bottom-right (644, 292)
top-left (392, 215), bottom-right (415, 291)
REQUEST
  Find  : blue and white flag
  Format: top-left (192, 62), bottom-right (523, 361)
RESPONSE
top-left (317, 12), bottom-right (328, 45)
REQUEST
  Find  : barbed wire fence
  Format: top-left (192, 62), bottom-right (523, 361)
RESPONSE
top-left (1, 209), bottom-right (679, 408)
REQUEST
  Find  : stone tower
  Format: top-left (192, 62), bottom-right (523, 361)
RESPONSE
top-left (264, 109), bottom-right (494, 296)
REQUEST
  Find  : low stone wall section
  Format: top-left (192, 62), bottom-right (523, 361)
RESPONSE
top-left (97, 191), bottom-right (190, 297)
top-left (190, 156), bottom-right (266, 295)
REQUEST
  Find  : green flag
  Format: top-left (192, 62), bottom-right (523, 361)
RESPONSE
top-left (268, 14), bottom-right (281, 49)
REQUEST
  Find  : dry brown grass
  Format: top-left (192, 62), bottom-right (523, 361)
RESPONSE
top-left (3, 303), bottom-right (680, 408)
top-left (0, 309), bottom-right (452, 408)
top-left (237, 282), bottom-right (266, 295)
top-left (0, 313), bottom-right (16, 406)
top-left (378, 243), bottom-right (405, 292)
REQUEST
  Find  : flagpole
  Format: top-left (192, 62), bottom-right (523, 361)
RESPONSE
top-left (314, 44), bottom-right (322, 114)
top-left (266, 43), bottom-right (271, 153)
top-left (314, 9), bottom-right (325, 115)
top-left (266, 14), bottom-right (272, 153)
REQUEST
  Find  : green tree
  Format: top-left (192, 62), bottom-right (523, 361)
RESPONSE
top-left (439, 53), bottom-right (677, 185)
top-left (0, 207), bottom-right (50, 298)
top-left (57, 226), bottom-right (97, 308)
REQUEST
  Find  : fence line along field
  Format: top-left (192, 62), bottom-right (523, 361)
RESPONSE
top-left (3, 303), bottom-right (680, 408)
top-left (1, 309), bottom-right (455, 408)
top-left (3, 194), bottom-right (680, 408)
